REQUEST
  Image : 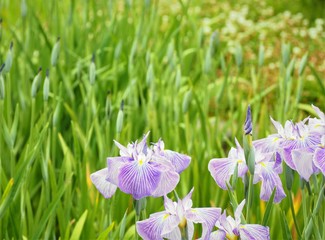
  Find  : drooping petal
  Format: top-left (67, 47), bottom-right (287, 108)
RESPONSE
top-left (90, 168), bottom-right (117, 198)
top-left (292, 148), bottom-right (315, 181)
top-left (118, 161), bottom-right (161, 199)
top-left (163, 150), bottom-right (191, 173)
top-left (254, 160), bottom-right (286, 203)
top-left (208, 157), bottom-right (238, 190)
top-left (136, 211), bottom-right (179, 240)
top-left (151, 168), bottom-right (179, 197)
top-left (215, 212), bottom-right (237, 237)
top-left (106, 156), bottom-right (132, 185)
top-left (314, 147), bottom-right (325, 175)
top-left (253, 134), bottom-right (281, 153)
top-left (239, 224), bottom-right (270, 240)
top-left (185, 207), bottom-right (222, 240)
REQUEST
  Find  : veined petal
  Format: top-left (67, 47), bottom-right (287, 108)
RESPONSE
top-left (209, 230), bottom-right (226, 240)
top-left (181, 188), bottom-right (194, 210)
top-left (136, 211), bottom-right (179, 240)
top-left (151, 168), bottom-right (179, 197)
top-left (292, 148), bottom-right (315, 181)
top-left (163, 150), bottom-right (191, 173)
top-left (106, 156), bottom-right (131, 185)
top-left (255, 161), bottom-right (286, 203)
top-left (235, 200), bottom-right (246, 224)
top-left (164, 195), bottom-right (177, 215)
top-left (253, 134), bottom-right (281, 153)
top-left (208, 158), bottom-right (237, 190)
top-left (185, 208), bottom-right (221, 240)
top-left (90, 168), bottom-right (117, 198)
top-left (314, 147), bottom-right (325, 176)
top-left (239, 224), bottom-right (270, 240)
top-left (118, 161), bottom-right (161, 199)
top-left (216, 212), bottom-right (237, 237)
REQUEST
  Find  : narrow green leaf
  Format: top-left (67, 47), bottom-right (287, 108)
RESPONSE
top-left (280, 210), bottom-right (293, 240)
top-left (96, 222), bottom-right (115, 240)
top-left (70, 210), bottom-right (88, 240)
top-left (30, 183), bottom-right (67, 240)
top-left (262, 188), bottom-right (276, 225)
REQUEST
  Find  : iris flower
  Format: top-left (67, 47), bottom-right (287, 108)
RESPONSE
top-left (208, 138), bottom-right (248, 190)
top-left (136, 188), bottom-right (221, 240)
top-left (90, 132), bottom-right (191, 200)
top-left (209, 200), bottom-right (270, 240)
top-left (209, 141), bottom-right (285, 202)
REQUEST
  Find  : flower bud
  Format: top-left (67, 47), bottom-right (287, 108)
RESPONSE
top-left (298, 53), bottom-right (308, 76)
top-left (3, 42), bottom-right (13, 74)
top-left (31, 67), bottom-right (42, 98)
top-left (182, 89), bottom-right (192, 114)
top-left (51, 37), bottom-right (60, 66)
top-left (89, 53), bottom-right (96, 85)
top-left (43, 69), bottom-right (50, 101)
top-left (116, 100), bottom-right (124, 133)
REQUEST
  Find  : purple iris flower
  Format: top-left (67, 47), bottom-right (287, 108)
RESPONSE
top-left (253, 151), bottom-right (286, 203)
top-left (136, 188), bottom-right (221, 240)
top-left (209, 200), bottom-right (270, 240)
top-left (314, 136), bottom-right (325, 176)
top-left (208, 138), bottom-right (248, 190)
top-left (90, 132), bottom-right (191, 200)
top-left (209, 140), bottom-right (286, 202)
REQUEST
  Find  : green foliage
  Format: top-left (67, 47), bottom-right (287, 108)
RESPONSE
top-left (0, 0), bottom-right (324, 239)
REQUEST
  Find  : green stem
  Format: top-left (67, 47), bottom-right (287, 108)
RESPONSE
top-left (30, 98), bottom-right (35, 135)
top-left (246, 174), bottom-right (254, 223)
top-left (288, 190), bottom-right (302, 239)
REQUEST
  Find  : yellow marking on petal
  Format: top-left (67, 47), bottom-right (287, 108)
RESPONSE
top-left (226, 233), bottom-right (238, 240)
top-left (163, 214), bottom-right (169, 220)
top-left (260, 162), bottom-right (266, 167)
top-left (191, 209), bottom-right (197, 212)
top-left (237, 159), bottom-right (243, 164)
top-left (178, 217), bottom-right (187, 228)
top-left (273, 137), bottom-right (279, 142)
top-left (138, 159), bottom-right (144, 166)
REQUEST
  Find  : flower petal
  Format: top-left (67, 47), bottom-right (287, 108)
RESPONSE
top-left (106, 156), bottom-right (132, 185)
top-left (209, 230), bottom-right (226, 240)
top-left (163, 150), bottom-right (191, 173)
top-left (118, 161), bottom-right (161, 199)
top-left (235, 200), bottom-right (246, 224)
top-left (314, 147), bottom-right (325, 176)
top-left (208, 157), bottom-right (237, 190)
top-left (136, 211), bottom-right (179, 240)
top-left (185, 207), bottom-right (222, 240)
top-left (90, 168), bottom-right (117, 198)
top-left (151, 168), bottom-right (179, 197)
top-left (239, 224), bottom-right (270, 240)
top-left (292, 148), bottom-right (315, 181)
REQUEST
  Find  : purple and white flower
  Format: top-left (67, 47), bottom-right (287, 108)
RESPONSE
top-left (136, 188), bottom-right (221, 240)
top-left (208, 138), bottom-right (248, 190)
top-left (209, 200), bottom-right (270, 240)
top-left (90, 132), bottom-right (191, 200)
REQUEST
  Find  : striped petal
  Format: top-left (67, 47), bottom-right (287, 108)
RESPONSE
top-left (163, 150), bottom-right (191, 173)
top-left (209, 230), bottom-right (226, 240)
top-left (118, 161), bottom-right (161, 199)
top-left (185, 207), bottom-right (222, 240)
top-left (106, 156), bottom-right (132, 185)
top-left (136, 211), bottom-right (179, 240)
top-left (208, 157), bottom-right (238, 190)
top-left (292, 148), bottom-right (315, 181)
top-left (314, 147), bottom-right (325, 175)
top-left (90, 168), bottom-right (117, 198)
top-left (151, 167), bottom-right (179, 197)
top-left (239, 224), bottom-right (270, 240)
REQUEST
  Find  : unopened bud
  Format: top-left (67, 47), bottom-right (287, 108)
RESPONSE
top-left (51, 37), bottom-right (60, 66)
top-left (43, 69), bottom-right (50, 101)
top-left (89, 53), bottom-right (96, 85)
top-left (116, 100), bottom-right (124, 133)
top-left (31, 67), bottom-right (42, 98)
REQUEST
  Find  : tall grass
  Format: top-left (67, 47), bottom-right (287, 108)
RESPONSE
top-left (0, 0), bottom-right (324, 239)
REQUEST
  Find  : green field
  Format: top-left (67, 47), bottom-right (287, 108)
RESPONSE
top-left (0, 0), bottom-right (324, 239)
